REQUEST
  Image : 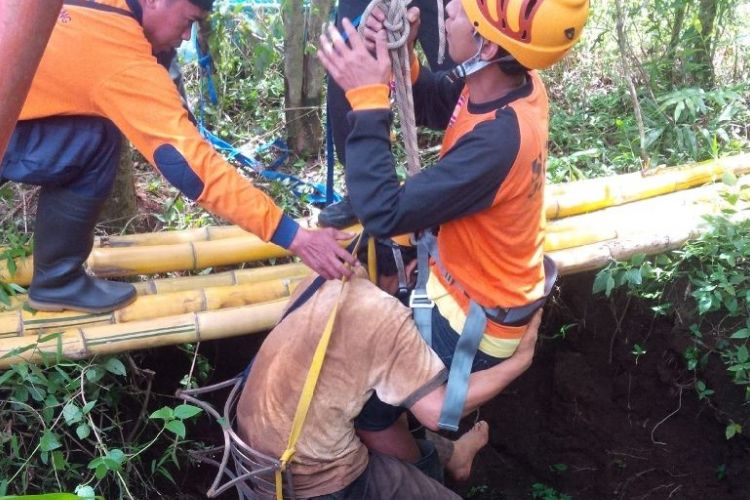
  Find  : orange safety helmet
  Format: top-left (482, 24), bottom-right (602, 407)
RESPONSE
top-left (460, 0), bottom-right (589, 70)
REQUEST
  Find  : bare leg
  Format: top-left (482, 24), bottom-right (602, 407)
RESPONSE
top-left (444, 420), bottom-right (489, 481)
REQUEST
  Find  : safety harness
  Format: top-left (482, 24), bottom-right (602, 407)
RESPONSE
top-left (411, 230), bottom-right (558, 431)
top-left (178, 235), bottom-right (367, 500)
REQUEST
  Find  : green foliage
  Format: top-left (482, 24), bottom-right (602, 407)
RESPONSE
top-left (531, 483), bottom-right (572, 500)
top-left (592, 184), bottom-right (750, 434)
top-left (0, 356), bottom-right (202, 497)
top-left (545, 0), bottom-right (749, 182)
top-left (0, 228), bottom-right (31, 308)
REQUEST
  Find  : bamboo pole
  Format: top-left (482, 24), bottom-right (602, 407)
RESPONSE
top-left (0, 263), bottom-right (310, 312)
top-left (132, 263), bottom-right (309, 295)
top-left (545, 153), bottom-right (750, 218)
top-left (0, 277), bottom-right (303, 338)
top-left (0, 155), bottom-right (750, 286)
top-left (2, 185), bottom-right (750, 367)
top-left (0, 300), bottom-right (288, 369)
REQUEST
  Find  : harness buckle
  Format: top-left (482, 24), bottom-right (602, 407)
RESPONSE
top-left (409, 291), bottom-right (435, 309)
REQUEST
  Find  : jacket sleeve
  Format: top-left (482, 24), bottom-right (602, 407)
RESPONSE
top-left (345, 108), bottom-right (522, 237)
top-left (91, 62), bottom-right (299, 247)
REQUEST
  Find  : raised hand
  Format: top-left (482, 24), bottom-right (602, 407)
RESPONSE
top-left (317, 18), bottom-right (391, 92)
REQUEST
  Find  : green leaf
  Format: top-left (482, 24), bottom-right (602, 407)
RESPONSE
top-left (104, 358), bottom-right (127, 376)
top-left (82, 400), bottom-right (96, 414)
top-left (107, 448), bottom-right (125, 465)
top-left (40, 430), bottom-right (62, 452)
top-left (736, 345), bottom-right (749, 363)
top-left (62, 402), bottom-right (83, 425)
top-left (173, 404), bottom-right (202, 420)
top-left (725, 422), bottom-right (742, 440)
top-left (149, 406), bottom-right (175, 421)
top-left (85, 367), bottom-right (103, 383)
top-left (94, 463), bottom-right (108, 480)
top-left (75, 484), bottom-right (97, 498)
top-left (592, 269), bottom-right (610, 294)
top-left (165, 419), bottom-right (186, 438)
top-left (52, 449), bottom-right (67, 471)
top-left (76, 423), bottom-right (91, 440)
top-left (730, 328), bottom-right (750, 339)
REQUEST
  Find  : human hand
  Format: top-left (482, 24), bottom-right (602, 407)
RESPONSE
top-left (288, 227), bottom-right (358, 280)
top-left (317, 17), bottom-right (391, 92)
top-left (361, 6), bottom-right (421, 58)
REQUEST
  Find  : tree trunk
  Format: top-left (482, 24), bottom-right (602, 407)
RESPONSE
top-left (614, 0), bottom-right (649, 170)
top-left (666, 0), bottom-right (688, 86)
top-left (282, 0), bottom-right (335, 158)
top-left (100, 139), bottom-right (138, 233)
top-left (693, 0), bottom-right (718, 88)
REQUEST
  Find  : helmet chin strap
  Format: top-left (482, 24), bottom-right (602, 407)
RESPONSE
top-left (446, 34), bottom-right (514, 83)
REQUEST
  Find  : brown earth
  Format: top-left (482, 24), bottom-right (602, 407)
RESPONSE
top-left (448, 273), bottom-right (750, 500)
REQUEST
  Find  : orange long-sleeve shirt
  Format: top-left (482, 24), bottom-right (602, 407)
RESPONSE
top-left (20, 0), bottom-right (299, 246)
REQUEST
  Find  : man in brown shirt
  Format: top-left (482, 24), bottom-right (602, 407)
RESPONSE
top-left (236, 240), bottom-right (540, 499)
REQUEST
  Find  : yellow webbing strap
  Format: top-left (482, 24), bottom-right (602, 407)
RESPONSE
top-left (275, 234), bottom-right (364, 500)
top-left (367, 236), bottom-right (377, 283)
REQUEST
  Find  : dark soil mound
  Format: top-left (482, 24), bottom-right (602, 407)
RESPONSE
top-left (448, 272), bottom-right (750, 500)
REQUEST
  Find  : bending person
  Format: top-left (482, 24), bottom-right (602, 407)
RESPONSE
top-left (237, 239), bottom-right (541, 499)
top-left (0, 0), bottom-right (355, 315)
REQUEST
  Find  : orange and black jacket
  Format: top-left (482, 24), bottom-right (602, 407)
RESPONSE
top-left (345, 64), bottom-right (548, 338)
top-left (19, 0), bottom-right (299, 247)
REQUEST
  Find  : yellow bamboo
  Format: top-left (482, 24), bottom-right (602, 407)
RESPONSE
top-left (93, 219), bottom-right (362, 248)
top-left (3, 181), bottom-right (750, 367)
top-left (545, 153), bottom-right (750, 219)
top-left (133, 262), bottom-right (310, 295)
top-left (0, 300), bottom-right (288, 369)
top-left (1, 263), bottom-right (310, 312)
top-left (0, 277), bottom-right (303, 338)
top-left (95, 225), bottom-right (249, 248)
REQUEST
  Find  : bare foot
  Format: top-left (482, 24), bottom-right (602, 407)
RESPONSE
top-left (445, 420), bottom-right (489, 481)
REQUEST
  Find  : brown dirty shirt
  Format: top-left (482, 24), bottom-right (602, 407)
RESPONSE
top-left (236, 272), bottom-right (448, 498)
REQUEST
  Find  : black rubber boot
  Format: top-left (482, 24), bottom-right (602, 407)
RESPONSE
top-left (28, 187), bottom-right (136, 313)
top-left (318, 195), bottom-right (358, 229)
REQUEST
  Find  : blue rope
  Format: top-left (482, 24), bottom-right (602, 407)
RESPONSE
top-left (192, 18), bottom-right (341, 205)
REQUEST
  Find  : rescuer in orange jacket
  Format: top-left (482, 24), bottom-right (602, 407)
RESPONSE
top-left (0, 0), bottom-right (355, 314)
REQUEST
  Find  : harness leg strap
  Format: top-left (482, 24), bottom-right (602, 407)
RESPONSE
top-left (411, 233), bottom-right (435, 345)
top-left (438, 299), bottom-right (487, 431)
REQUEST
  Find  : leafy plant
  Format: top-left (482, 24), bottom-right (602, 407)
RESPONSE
top-left (0, 228), bottom-right (32, 308)
top-left (0, 354), bottom-right (202, 497)
top-left (592, 184), bottom-right (750, 435)
top-left (531, 483), bottom-right (572, 500)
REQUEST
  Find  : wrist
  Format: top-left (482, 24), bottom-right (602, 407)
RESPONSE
top-left (345, 83), bottom-right (390, 111)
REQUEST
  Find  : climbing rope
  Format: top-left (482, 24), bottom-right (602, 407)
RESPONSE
top-left (355, 0), bottom-right (447, 177)
top-left (358, 0), bottom-right (420, 175)
top-left (436, 0), bottom-right (446, 66)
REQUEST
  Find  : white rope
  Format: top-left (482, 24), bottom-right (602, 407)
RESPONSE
top-left (359, 0), bottom-right (421, 176)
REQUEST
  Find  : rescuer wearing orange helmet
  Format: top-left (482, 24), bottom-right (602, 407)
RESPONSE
top-left (317, 0), bottom-right (589, 475)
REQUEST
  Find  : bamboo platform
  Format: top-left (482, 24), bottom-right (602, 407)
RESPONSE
top-left (1, 154), bottom-right (749, 368)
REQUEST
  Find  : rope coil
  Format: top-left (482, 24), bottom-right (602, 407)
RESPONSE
top-left (358, 0), bottom-right (421, 176)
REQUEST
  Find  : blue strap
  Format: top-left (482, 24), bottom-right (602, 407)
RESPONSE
top-left (325, 105), bottom-right (335, 205)
top-left (194, 30), bottom-right (218, 107)
top-left (438, 300), bottom-right (487, 431)
top-left (411, 232), bottom-right (436, 345)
